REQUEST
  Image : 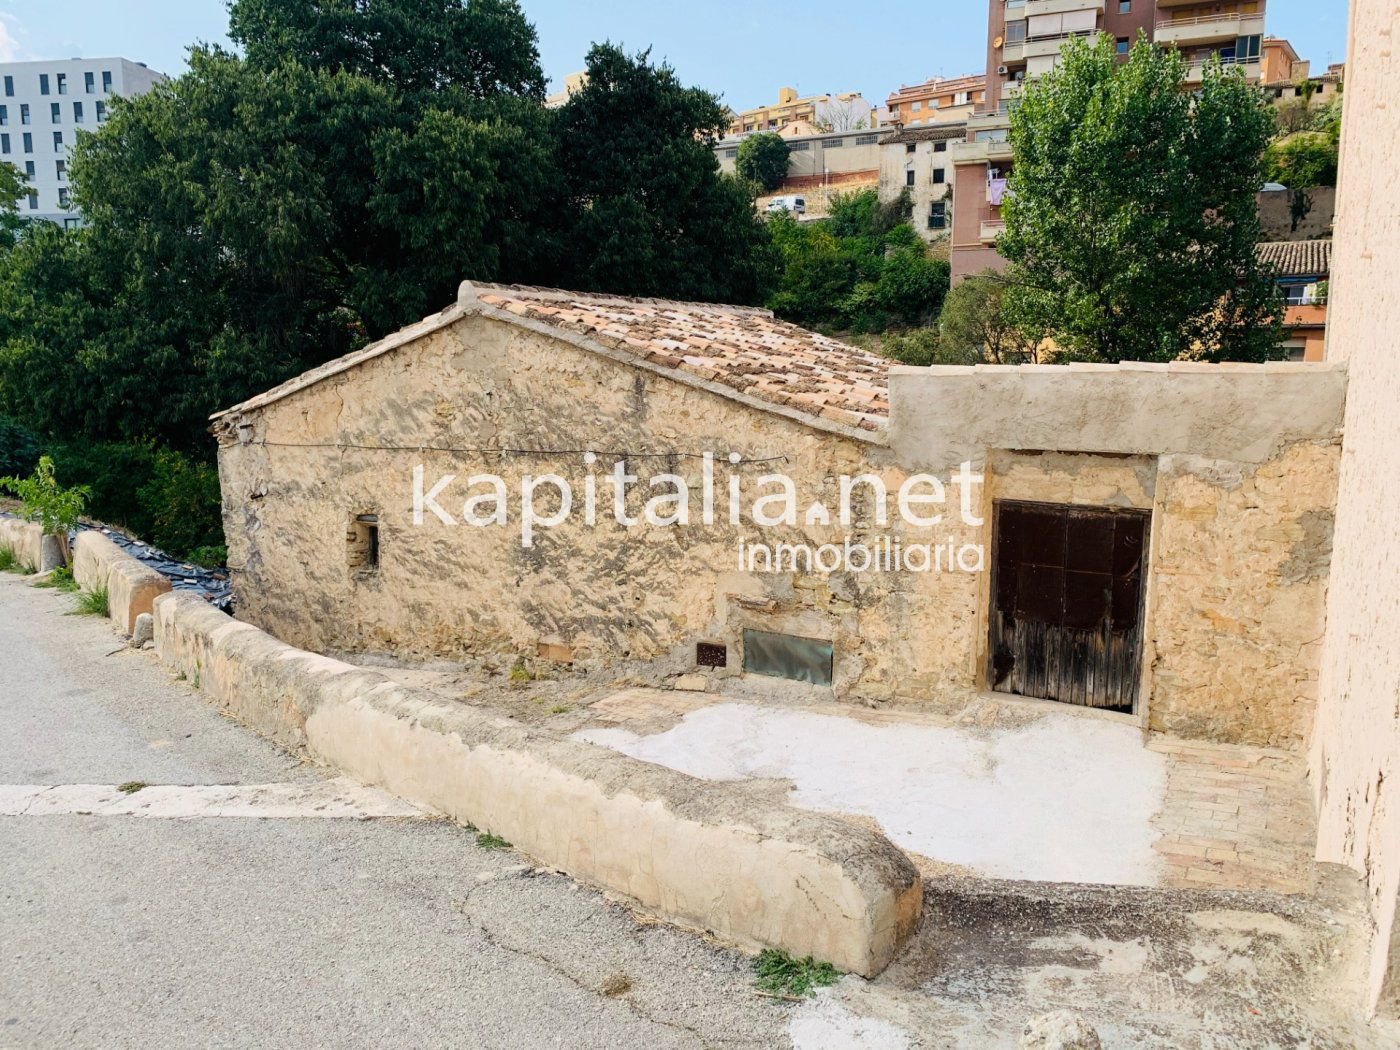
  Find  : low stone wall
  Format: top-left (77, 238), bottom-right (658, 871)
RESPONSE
top-left (74, 531), bottom-right (171, 636)
top-left (151, 591), bottom-right (923, 976)
top-left (0, 517), bottom-right (60, 573)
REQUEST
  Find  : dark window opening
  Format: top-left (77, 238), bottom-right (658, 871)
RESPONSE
top-left (743, 629), bottom-right (833, 686)
top-left (905, 169), bottom-right (915, 187)
top-left (696, 642), bottom-right (728, 668)
top-left (349, 513), bottom-right (380, 571)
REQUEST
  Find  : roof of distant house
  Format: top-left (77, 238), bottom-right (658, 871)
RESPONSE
top-left (880, 122), bottom-right (969, 144)
top-left (214, 284), bottom-right (891, 436)
top-left (1256, 239), bottom-right (1331, 278)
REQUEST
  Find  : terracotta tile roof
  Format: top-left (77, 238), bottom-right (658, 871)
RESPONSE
top-left (1256, 239), bottom-right (1331, 278)
top-left (467, 284), bottom-right (890, 432)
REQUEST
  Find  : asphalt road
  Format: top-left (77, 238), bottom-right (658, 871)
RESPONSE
top-left (0, 571), bottom-right (794, 1049)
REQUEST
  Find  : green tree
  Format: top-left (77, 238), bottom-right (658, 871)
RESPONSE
top-left (551, 44), bottom-right (775, 304)
top-left (736, 133), bottom-right (791, 193)
top-left (0, 163), bottom-right (27, 246)
top-left (1264, 131), bottom-right (1339, 232)
top-left (999, 35), bottom-right (1281, 362)
top-left (938, 271), bottom-right (1043, 364)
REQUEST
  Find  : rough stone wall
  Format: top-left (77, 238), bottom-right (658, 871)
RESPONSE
top-left (1309, 0), bottom-right (1400, 1015)
top-left (218, 315), bottom-right (1338, 750)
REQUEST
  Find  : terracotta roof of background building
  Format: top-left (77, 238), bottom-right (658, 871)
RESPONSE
top-left (469, 284), bottom-right (890, 431)
top-left (1256, 239), bottom-right (1331, 277)
top-left (214, 284), bottom-right (891, 436)
top-left (880, 122), bottom-right (969, 144)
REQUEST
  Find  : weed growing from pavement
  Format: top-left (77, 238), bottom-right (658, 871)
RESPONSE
top-left (549, 704), bottom-right (571, 715)
top-left (116, 781), bottom-right (147, 794)
top-left (0, 545), bottom-right (17, 572)
top-left (754, 949), bottom-right (839, 998)
top-left (600, 973), bottom-right (632, 997)
top-left (476, 831), bottom-right (511, 850)
top-left (33, 566), bottom-right (78, 592)
top-left (69, 586), bottom-right (109, 617)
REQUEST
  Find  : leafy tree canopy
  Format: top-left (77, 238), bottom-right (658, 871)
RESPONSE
top-left (998, 34), bottom-right (1281, 363)
top-left (1264, 131), bottom-right (1339, 189)
top-left (736, 133), bottom-right (790, 193)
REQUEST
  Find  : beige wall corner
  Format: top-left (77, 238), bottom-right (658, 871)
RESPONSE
top-left (0, 518), bottom-right (59, 574)
top-left (74, 531), bottom-right (172, 636)
top-left (151, 591), bottom-right (923, 977)
top-left (1310, 0), bottom-right (1400, 1018)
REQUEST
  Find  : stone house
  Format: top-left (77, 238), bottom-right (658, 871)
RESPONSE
top-left (214, 282), bottom-right (1344, 751)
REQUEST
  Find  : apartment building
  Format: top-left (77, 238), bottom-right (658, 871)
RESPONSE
top-left (727, 87), bottom-right (876, 136)
top-left (0, 58), bottom-right (165, 226)
top-left (878, 123), bottom-right (967, 243)
top-left (545, 71), bottom-right (588, 110)
top-left (884, 74), bottom-right (986, 128)
top-left (950, 0), bottom-right (1267, 281)
top-left (714, 127), bottom-right (882, 218)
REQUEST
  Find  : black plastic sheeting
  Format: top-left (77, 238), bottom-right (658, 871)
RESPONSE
top-left (74, 523), bottom-right (233, 611)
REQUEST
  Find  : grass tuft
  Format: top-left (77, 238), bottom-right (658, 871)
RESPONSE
top-left (68, 586), bottom-right (110, 617)
top-left (754, 949), bottom-right (839, 998)
top-left (0, 545), bottom-right (17, 572)
top-left (34, 566), bottom-right (79, 591)
top-left (476, 831), bottom-right (511, 850)
top-left (116, 781), bottom-right (147, 794)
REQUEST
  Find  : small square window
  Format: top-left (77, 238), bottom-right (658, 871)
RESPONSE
top-left (905, 142), bottom-right (916, 154)
top-left (929, 202), bottom-right (947, 229)
top-left (933, 167), bottom-right (946, 184)
top-left (1116, 37), bottom-right (1130, 55)
top-left (934, 140), bottom-right (947, 152)
top-left (1119, 0), bottom-right (1131, 11)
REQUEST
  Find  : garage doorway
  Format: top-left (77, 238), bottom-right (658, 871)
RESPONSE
top-left (987, 500), bottom-right (1150, 712)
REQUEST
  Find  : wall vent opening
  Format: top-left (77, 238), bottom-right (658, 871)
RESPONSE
top-left (696, 642), bottom-right (727, 668)
top-left (742, 629), bottom-right (833, 686)
top-left (349, 513), bottom-right (380, 571)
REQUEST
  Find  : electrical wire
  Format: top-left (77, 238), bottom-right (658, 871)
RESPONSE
top-left (245, 439), bottom-right (789, 465)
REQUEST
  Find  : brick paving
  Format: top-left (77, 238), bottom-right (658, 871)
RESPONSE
top-left (1148, 736), bottom-right (1317, 894)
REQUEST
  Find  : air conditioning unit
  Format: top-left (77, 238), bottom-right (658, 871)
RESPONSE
top-left (996, 65), bottom-right (1010, 75)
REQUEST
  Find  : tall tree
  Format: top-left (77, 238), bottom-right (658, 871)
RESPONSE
top-left (998, 35), bottom-right (1281, 362)
top-left (736, 132), bottom-right (790, 193)
top-left (552, 44), bottom-right (775, 304)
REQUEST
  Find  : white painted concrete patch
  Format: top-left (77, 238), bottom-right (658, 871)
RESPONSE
top-left (0, 776), bottom-right (424, 819)
top-left (788, 994), bottom-right (914, 1050)
top-left (576, 703), bottom-right (1168, 886)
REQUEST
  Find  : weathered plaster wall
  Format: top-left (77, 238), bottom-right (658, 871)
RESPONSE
top-left (1310, 0), bottom-right (1400, 1016)
top-left (152, 590), bottom-right (922, 977)
top-left (217, 320), bottom-right (1339, 749)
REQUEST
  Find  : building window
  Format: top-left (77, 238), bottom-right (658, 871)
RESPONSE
top-left (96, 101), bottom-right (107, 122)
top-left (906, 169), bottom-right (916, 187)
top-left (934, 140), bottom-right (947, 152)
top-left (73, 102), bottom-right (83, 122)
top-left (20, 104), bottom-right (29, 125)
top-left (1118, 0), bottom-right (1131, 11)
top-left (723, 148), bottom-right (737, 158)
top-left (53, 131), bottom-right (63, 150)
top-left (348, 514), bottom-right (381, 571)
top-left (929, 202), bottom-right (947, 230)
top-left (64, 217), bottom-right (80, 229)
top-left (55, 159), bottom-right (65, 179)
top-left (3, 76), bottom-right (12, 97)
top-left (23, 160), bottom-right (33, 179)
top-left (56, 73), bottom-right (67, 95)
top-left (58, 187), bottom-right (69, 207)
top-left (933, 167), bottom-right (946, 184)
top-left (51, 102), bottom-right (61, 123)
top-left (0, 133), bottom-right (8, 154)
top-left (854, 133), bottom-right (879, 145)
top-left (102, 71), bottom-right (113, 92)
top-left (1236, 35), bottom-right (1261, 61)
top-left (1116, 37), bottom-right (1130, 55)
top-left (22, 132), bottom-right (32, 153)
top-left (85, 72), bottom-right (95, 94)
top-left (0, 105), bottom-right (6, 126)
top-left (743, 629), bottom-right (833, 687)
top-left (906, 142), bottom-right (916, 154)
top-left (789, 140), bottom-right (810, 150)
top-left (911, 100), bottom-right (922, 112)
top-left (39, 74), bottom-right (50, 96)
top-left (27, 192), bottom-right (37, 210)
top-left (1005, 21), bottom-right (1028, 43)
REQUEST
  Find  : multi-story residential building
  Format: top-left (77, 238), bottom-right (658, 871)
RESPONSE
top-left (727, 87), bottom-right (876, 136)
top-left (1257, 238), bottom-right (1330, 361)
top-left (714, 127), bottom-right (883, 218)
top-left (878, 123), bottom-right (967, 243)
top-left (0, 58), bottom-right (165, 227)
top-left (949, 0), bottom-right (1266, 281)
top-left (884, 75), bottom-right (986, 128)
top-left (545, 71), bottom-right (588, 110)
top-left (1261, 37), bottom-right (1343, 125)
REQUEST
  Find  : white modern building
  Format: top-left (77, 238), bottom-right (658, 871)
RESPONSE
top-left (0, 58), bottom-right (166, 226)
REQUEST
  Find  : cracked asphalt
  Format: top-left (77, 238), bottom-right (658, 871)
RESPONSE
top-left (0, 572), bottom-right (793, 1049)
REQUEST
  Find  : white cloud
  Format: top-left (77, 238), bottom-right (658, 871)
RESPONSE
top-left (0, 15), bottom-right (29, 64)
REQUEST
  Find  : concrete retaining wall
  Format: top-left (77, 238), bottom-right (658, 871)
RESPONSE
top-left (74, 531), bottom-right (171, 636)
top-left (0, 517), bottom-right (60, 573)
top-left (151, 591), bottom-right (923, 976)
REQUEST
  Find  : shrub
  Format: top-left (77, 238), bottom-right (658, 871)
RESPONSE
top-left (880, 328), bottom-right (942, 366)
top-left (753, 949), bottom-right (839, 998)
top-left (736, 133), bottom-right (790, 193)
top-left (48, 440), bottom-right (160, 536)
top-left (0, 455), bottom-right (88, 537)
top-left (0, 545), bottom-right (17, 572)
top-left (135, 450), bottom-right (225, 559)
top-left (70, 586), bottom-right (109, 617)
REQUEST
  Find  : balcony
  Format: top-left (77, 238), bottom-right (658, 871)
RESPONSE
top-left (1025, 0), bottom-right (1102, 15)
top-left (1185, 56), bottom-right (1262, 82)
top-left (1001, 40), bottom-right (1027, 62)
top-left (980, 219), bottom-right (1007, 243)
top-left (1156, 12), bottom-right (1265, 46)
top-left (968, 109), bottom-right (1013, 133)
top-left (950, 138), bottom-right (1014, 165)
top-left (1024, 36), bottom-right (1072, 58)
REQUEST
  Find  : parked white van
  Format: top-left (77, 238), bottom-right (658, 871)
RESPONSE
top-left (765, 195), bottom-right (806, 215)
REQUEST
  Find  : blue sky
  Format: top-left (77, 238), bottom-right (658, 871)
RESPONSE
top-left (0, 0), bottom-right (1350, 111)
